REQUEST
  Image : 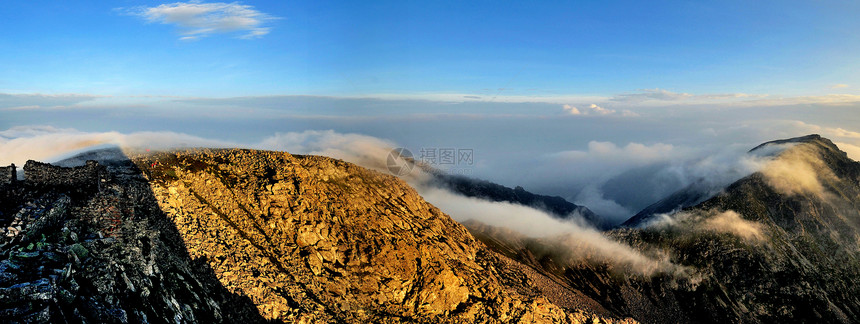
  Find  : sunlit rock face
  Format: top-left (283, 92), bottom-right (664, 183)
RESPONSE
top-left (0, 147), bottom-right (631, 323)
top-left (138, 149), bottom-right (631, 323)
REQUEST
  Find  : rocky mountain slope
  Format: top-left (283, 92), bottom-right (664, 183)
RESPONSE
top-left (623, 134), bottom-right (831, 228)
top-left (468, 134), bottom-right (860, 323)
top-left (0, 148), bottom-right (632, 323)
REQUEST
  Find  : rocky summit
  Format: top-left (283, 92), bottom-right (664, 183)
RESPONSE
top-left (0, 148), bottom-right (631, 323)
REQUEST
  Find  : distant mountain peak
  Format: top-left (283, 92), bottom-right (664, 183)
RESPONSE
top-left (749, 134), bottom-right (822, 152)
top-left (623, 134), bottom-right (856, 228)
top-left (748, 134), bottom-right (848, 159)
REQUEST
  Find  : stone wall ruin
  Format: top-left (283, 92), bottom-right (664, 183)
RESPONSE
top-left (23, 160), bottom-right (107, 194)
top-left (0, 164), bottom-right (15, 185)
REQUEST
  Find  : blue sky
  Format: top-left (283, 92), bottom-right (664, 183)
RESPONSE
top-left (3, 1), bottom-right (860, 221)
top-left (1, 0), bottom-right (859, 97)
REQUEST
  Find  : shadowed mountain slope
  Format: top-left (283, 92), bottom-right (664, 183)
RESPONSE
top-left (0, 148), bottom-right (267, 323)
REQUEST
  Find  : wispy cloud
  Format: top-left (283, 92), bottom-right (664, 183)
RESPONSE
top-left (0, 126), bottom-right (237, 166)
top-left (785, 120), bottom-right (860, 139)
top-left (831, 84), bottom-right (849, 89)
top-left (549, 141), bottom-right (676, 165)
top-left (611, 88), bottom-right (766, 103)
top-left (759, 141), bottom-right (843, 198)
top-left (0, 93), bottom-right (105, 110)
top-left (421, 186), bottom-right (685, 276)
top-left (562, 103), bottom-right (638, 117)
top-left (375, 90), bottom-right (860, 108)
top-left (562, 104), bottom-right (581, 115)
top-left (612, 88), bottom-right (694, 102)
top-left (607, 88), bottom-right (860, 107)
top-left (124, 1), bottom-right (277, 40)
top-left (646, 210), bottom-right (765, 243)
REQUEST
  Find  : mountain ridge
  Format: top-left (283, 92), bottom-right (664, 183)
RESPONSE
top-left (2, 133), bottom-right (859, 323)
top-left (0, 147), bottom-right (632, 323)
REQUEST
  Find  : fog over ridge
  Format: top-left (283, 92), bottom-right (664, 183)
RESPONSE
top-left (1, 124), bottom-right (839, 278)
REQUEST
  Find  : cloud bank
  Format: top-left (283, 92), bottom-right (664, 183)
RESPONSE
top-left (0, 126), bottom-right (235, 166)
top-left (418, 186), bottom-right (682, 276)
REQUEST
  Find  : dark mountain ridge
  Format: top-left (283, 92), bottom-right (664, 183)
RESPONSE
top-left (468, 134), bottom-right (860, 323)
top-left (427, 172), bottom-right (604, 227)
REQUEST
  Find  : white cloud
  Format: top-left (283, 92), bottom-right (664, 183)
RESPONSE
top-left (573, 186), bottom-right (635, 222)
top-left (0, 126), bottom-right (399, 175)
top-left (761, 144), bottom-right (835, 197)
top-left (781, 120), bottom-right (860, 140)
top-left (562, 104), bottom-right (581, 115)
top-left (701, 210), bottom-right (764, 242)
top-left (831, 84), bottom-right (849, 89)
top-left (534, 141), bottom-right (681, 220)
top-left (828, 127), bottom-right (860, 139)
top-left (560, 103), bottom-right (634, 117)
top-left (127, 1), bottom-right (276, 40)
top-left (553, 141), bottom-right (675, 162)
top-left (834, 142), bottom-right (860, 161)
top-left (538, 141), bottom-right (775, 223)
top-left (0, 126), bottom-right (235, 167)
top-left (588, 103), bottom-right (614, 115)
top-left (255, 130), bottom-right (398, 172)
top-left (0, 125), bottom-right (76, 138)
top-left (418, 186), bottom-right (683, 276)
top-left (646, 210), bottom-right (765, 243)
